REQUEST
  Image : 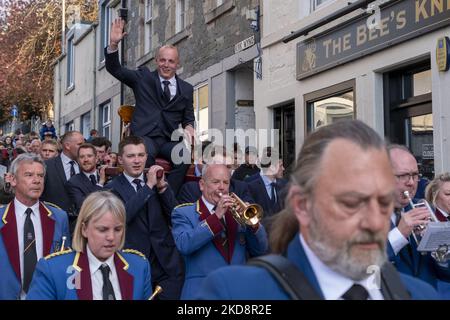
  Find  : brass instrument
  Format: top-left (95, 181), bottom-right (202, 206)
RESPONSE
top-left (403, 191), bottom-right (450, 262)
top-left (219, 192), bottom-right (263, 226)
top-left (148, 285), bottom-right (163, 300)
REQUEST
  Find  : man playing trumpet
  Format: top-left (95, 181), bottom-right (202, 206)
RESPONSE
top-left (387, 145), bottom-right (450, 293)
top-left (171, 162), bottom-right (268, 299)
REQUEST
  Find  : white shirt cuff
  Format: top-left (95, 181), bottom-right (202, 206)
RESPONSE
top-left (106, 46), bottom-right (118, 54)
top-left (388, 227), bottom-right (409, 255)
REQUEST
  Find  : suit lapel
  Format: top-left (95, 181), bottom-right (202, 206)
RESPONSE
top-left (256, 176), bottom-right (272, 210)
top-left (151, 70), bottom-right (167, 107)
top-left (114, 252), bottom-right (134, 300)
top-left (196, 199), bottom-right (229, 263)
top-left (0, 202), bottom-right (21, 282)
top-left (118, 174), bottom-right (137, 199)
top-left (74, 251), bottom-right (93, 300)
top-left (56, 155), bottom-right (68, 184)
top-left (39, 202), bottom-right (55, 255)
top-left (224, 210), bottom-right (237, 262)
top-left (287, 234), bottom-right (325, 299)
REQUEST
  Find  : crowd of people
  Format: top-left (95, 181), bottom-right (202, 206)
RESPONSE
top-left (1, 17), bottom-right (449, 301)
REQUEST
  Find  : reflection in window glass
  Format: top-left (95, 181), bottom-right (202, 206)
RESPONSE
top-left (413, 69), bottom-right (431, 96)
top-left (193, 84), bottom-right (208, 141)
top-left (409, 114), bottom-right (433, 179)
top-left (309, 91), bottom-right (354, 131)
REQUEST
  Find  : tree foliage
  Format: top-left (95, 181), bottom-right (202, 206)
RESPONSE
top-left (0, 0), bottom-right (97, 123)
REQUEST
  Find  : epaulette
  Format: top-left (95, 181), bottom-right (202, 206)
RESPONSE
top-left (122, 249), bottom-right (146, 259)
top-left (174, 202), bottom-right (193, 209)
top-left (44, 248), bottom-right (73, 260)
top-left (43, 201), bottom-right (62, 210)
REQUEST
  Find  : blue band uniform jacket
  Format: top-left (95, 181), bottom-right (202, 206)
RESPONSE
top-left (26, 249), bottom-right (152, 300)
top-left (171, 198), bottom-right (268, 299)
top-left (0, 201), bottom-right (71, 299)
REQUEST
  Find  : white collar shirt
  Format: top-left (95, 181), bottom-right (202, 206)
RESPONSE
top-left (60, 152), bottom-right (79, 180)
top-left (299, 234), bottom-right (384, 300)
top-left (86, 246), bottom-right (122, 300)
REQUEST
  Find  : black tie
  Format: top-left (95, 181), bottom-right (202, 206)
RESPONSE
top-left (342, 284), bottom-right (369, 300)
top-left (69, 160), bottom-right (76, 177)
top-left (162, 80), bottom-right (171, 102)
top-left (99, 264), bottom-right (116, 300)
top-left (133, 178), bottom-right (142, 191)
top-left (270, 182), bottom-right (278, 204)
top-left (23, 208), bottom-right (37, 293)
top-left (394, 209), bottom-right (402, 227)
top-left (89, 174), bottom-right (97, 185)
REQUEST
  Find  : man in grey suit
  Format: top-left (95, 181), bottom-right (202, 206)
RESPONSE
top-left (105, 18), bottom-right (195, 196)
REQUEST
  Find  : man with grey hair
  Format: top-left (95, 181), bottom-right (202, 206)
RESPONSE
top-left (198, 120), bottom-right (437, 300)
top-left (172, 162), bottom-right (268, 299)
top-left (0, 153), bottom-right (70, 299)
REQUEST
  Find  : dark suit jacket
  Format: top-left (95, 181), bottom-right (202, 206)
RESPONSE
top-left (40, 155), bottom-right (74, 215)
top-left (177, 179), bottom-right (254, 204)
top-left (106, 174), bottom-right (184, 299)
top-left (66, 173), bottom-right (103, 213)
top-left (105, 49), bottom-right (195, 139)
top-left (245, 174), bottom-right (288, 218)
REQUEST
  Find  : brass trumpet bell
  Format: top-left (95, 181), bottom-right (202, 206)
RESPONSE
top-left (228, 192), bottom-right (263, 226)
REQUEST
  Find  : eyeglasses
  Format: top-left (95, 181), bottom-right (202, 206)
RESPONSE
top-left (395, 172), bottom-right (421, 182)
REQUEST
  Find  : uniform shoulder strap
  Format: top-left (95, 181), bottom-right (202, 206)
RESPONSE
top-left (247, 254), bottom-right (322, 300)
top-left (380, 262), bottom-right (411, 300)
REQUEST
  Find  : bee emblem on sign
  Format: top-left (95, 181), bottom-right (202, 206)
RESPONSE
top-left (302, 41), bottom-right (317, 73)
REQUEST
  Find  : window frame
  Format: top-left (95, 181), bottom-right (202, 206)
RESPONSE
top-left (175, 0), bottom-right (188, 33)
top-left (311, 0), bottom-right (333, 11)
top-left (100, 0), bottom-right (112, 63)
top-left (304, 79), bottom-right (356, 133)
top-left (193, 82), bottom-right (209, 141)
top-left (100, 102), bottom-right (111, 140)
top-left (144, 0), bottom-right (153, 54)
top-left (66, 33), bottom-right (75, 89)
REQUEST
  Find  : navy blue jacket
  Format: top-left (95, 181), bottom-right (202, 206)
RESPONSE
top-left (198, 233), bottom-right (439, 300)
top-left (66, 173), bottom-right (103, 213)
top-left (106, 174), bottom-right (184, 300)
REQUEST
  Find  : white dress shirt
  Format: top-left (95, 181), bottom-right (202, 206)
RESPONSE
top-left (86, 246), bottom-right (122, 300)
top-left (124, 172), bottom-right (145, 192)
top-left (388, 209), bottom-right (409, 255)
top-left (299, 234), bottom-right (384, 300)
top-left (260, 173), bottom-right (277, 200)
top-left (83, 170), bottom-right (102, 186)
top-left (60, 152), bottom-right (80, 181)
top-left (15, 199), bottom-right (42, 300)
top-left (158, 75), bottom-right (177, 101)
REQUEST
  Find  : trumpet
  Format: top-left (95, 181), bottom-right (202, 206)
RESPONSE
top-left (402, 191), bottom-right (450, 262)
top-left (148, 285), bottom-right (163, 300)
top-left (218, 192), bottom-right (263, 226)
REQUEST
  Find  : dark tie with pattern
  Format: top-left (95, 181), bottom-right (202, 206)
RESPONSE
top-left (89, 174), bottom-right (97, 185)
top-left (69, 160), bottom-right (76, 177)
top-left (342, 284), bottom-right (369, 300)
top-left (270, 182), bottom-right (278, 204)
top-left (23, 208), bottom-right (37, 293)
top-left (162, 80), bottom-right (171, 103)
top-left (99, 264), bottom-right (116, 300)
top-left (133, 178), bottom-right (142, 191)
